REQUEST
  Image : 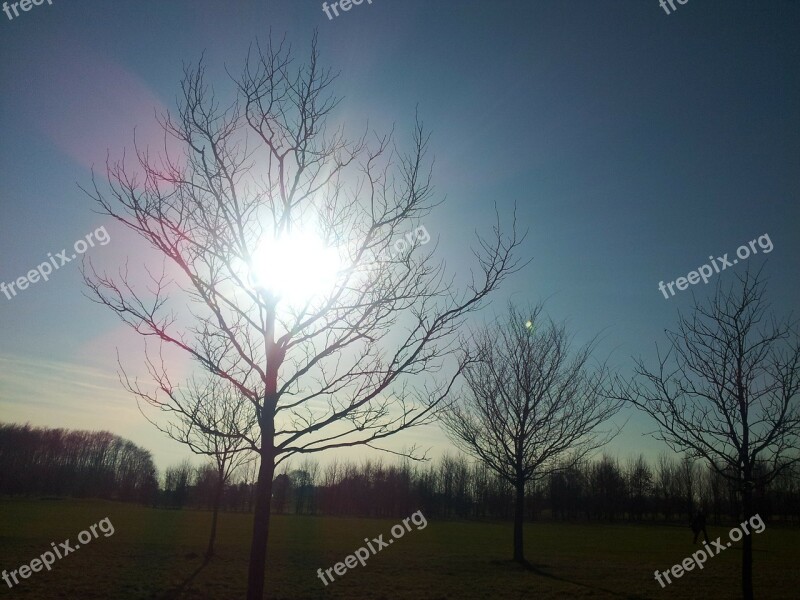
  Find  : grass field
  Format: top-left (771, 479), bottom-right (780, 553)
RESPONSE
top-left (1, 498), bottom-right (798, 599)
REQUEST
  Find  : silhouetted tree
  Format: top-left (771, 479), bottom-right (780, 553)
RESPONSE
top-left (138, 377), bottom-right (256, 560)
top-left (626, 454), bottom-right (653, 520)
top-left (610, 269), bottom-right (800, 600)
top-left (164, 459), bottom-right (194, 508)
top-left (441, 303), bottom-right (622, 564)
top-left (82, 33), bottom-right (522, 599)
top-left (271, 473), bottom-right (291, 514)
top-left (588, 454), bottom-right (625, 521)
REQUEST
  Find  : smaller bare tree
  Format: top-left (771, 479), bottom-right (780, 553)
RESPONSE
top-left (609, 268), bottom-right (800, 600)
top-left (134, 375), bottom-right (257, 560)
top-left (441, 302), bottom-right (623, 565)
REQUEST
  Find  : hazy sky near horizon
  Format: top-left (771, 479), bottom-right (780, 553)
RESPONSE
top-left (1, 0), bottom-right (798, 473)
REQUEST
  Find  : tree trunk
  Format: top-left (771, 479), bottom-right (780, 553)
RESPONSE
top-left (741, 482), bottom-right (754, 600)
top-left (513, 477), bottom-right (525, 563)
top-left (205, 473), bottom-right (224, 561)
top-left (246, 453), bottom-right (276, 600)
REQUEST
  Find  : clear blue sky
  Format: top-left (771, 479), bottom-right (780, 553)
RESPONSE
top-left (1, 0), bottom-right (798, 472)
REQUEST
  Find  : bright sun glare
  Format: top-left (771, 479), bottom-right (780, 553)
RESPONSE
top-left (247, 230), bottom-right (341, 303)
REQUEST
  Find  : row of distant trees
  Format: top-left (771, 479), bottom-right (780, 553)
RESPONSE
top-left (5, 421), bottom-right (798, 526)
top-left (156, 451), bottom-right (800, 525)
top-left (0, 423), bottom-right (158, 502)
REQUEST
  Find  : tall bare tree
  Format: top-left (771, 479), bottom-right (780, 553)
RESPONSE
top-left (82, 33), bottom-right (522, 599)
top-left (609, 268), bottom-right (800, 600)
top-left (441, 303), bottom-right (622, 564)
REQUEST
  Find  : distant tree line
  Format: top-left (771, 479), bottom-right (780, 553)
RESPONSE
top-left (159, 452), bottom-right (800, 526)
top-left (0, 423), bottom-right (158, 502)
top-left (160, 459), bottom-right (257, 514)
top-left (4, 422), bottom-right (798, 527)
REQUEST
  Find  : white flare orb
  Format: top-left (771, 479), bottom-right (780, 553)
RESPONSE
top-left (248, 230), bottom-right (341, 303)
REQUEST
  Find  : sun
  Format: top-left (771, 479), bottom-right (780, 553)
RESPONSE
top-left (247, 229), bottom-right (341, 303)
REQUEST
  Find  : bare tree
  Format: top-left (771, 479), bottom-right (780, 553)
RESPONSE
top-left (82, 33), bottom-right (522, 599)
top-left (609, 269), bottom-right (800, 600)
top-left (440, 303), bottom-right (622, 564)
top-left (291, 457), bottom-right (319, 515)
top-left (139, 376), bottom-right (256, 560)
top-left (626, 454), bottom-right (653, 521)
top-left (588, 454), bottom-right (626, 521)
top-left (678, 455), bottom-right (697, 518)
top-left (164, 459), bottom-right (194, 509)
top-left (655, 452), bottom-right (680, 521)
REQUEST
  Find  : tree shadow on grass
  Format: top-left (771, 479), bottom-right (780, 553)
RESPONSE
top-left (490, 559), bottom-right (649, 600)
top-left (154, 553), bottom-right (211, 600)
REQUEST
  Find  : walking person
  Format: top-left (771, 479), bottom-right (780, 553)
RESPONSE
top-left (691, 509), bottom-right (709, 544)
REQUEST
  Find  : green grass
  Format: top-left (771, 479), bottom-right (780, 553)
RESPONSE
top-left (1, 498), bottom-right (798, 598)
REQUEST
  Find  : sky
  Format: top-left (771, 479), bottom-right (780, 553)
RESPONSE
top-left (1, 0), bottom-right (798, 474)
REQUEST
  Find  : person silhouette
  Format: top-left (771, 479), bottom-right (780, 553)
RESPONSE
top-left (691, 510), bottom-right (709, 544)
